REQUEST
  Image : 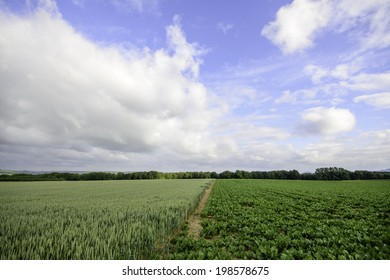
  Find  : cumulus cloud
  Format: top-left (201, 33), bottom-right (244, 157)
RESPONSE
top-left (298, 107), bottom-right (356, 135)
top-left (354, 93), bottom-right (390, 109)
top-left (0, 4), bottom-right (215, 169)
top-left (262, 0), bottom-right (390, 54)
top-left (261, 0), bottom-right (331, 54)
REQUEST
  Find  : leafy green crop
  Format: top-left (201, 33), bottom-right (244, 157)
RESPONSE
top-left (168, 179), bottom-right (390, 259)
top-left (0, 179), bottom-right (213, 259)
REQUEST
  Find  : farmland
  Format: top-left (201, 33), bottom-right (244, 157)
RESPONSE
top-left (1, 178), bottom-right (389, 260)
top-left (168, 179), bottom-right (390, 259)
top-left (0, 179), bottom-right (213, 259)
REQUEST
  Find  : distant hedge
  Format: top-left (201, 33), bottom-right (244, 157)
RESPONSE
top-left (1, 167), bottom-right (389, 181)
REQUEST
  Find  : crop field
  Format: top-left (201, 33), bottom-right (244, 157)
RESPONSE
top-left (0, 179), bottom-right (213, 259)
top-left (169, 179), bottom-right (390, 259)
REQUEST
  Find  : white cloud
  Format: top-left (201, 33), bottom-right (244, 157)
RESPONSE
top-left (298, 107), bottom-right (356, 135)
top-left (275, 90), bottom-right (296, 104)
top-left (0, 5), bottom-right (215, 169)
top-left (0, 1), bottom-right (388, 173)
top-left (303, 62), bottom-right (364, 89)
top-left (210, 84), bottom-right (259, 112)
top-left (262, 0), bottom-right (390, 54)
top-left (235, 126), bottom-right (290, 141)
top-left (261, 0), bottom-right (331, 54)
top-left (354, 92), bottom-right (390, 109)
top-left (71, 0), bottom-right (161, 14)
top-left (330, 63), bottom-right (361, 80)
top-left (294, 128), bottom-right (390, 170)
top-left (111, 0), bottom-right (160, 15)
top-left (335, 0), bottom-right (390, 51)
top-left (71, 0), bottom-right (84, 8)
top-left (293, 142), bottom-right (345, 166)
top-left (275, 88), bottom-right (317, 104)
top-left (304, 64), bottom-right (329, 84)
top-left (302, 61), bottom-right (390, 108)
top-left (343, 72), bottom-right (390, 91)
top-left (361, 129), bottom-right (390, 144)
top-left (217, 22), bottom-right (234, 34)
top-left (166, 15), bottom-right (203, 78)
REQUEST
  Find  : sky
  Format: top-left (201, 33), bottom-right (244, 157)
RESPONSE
top-left (0, 0), bottom-right (389, 172)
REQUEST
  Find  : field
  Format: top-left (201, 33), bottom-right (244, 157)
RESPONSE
top-left (1, 179), bottom-right (389, 260)
top-left (168, 179), bottom-right (390, 259)
top-left (0, 179), bottom-right (213, 259)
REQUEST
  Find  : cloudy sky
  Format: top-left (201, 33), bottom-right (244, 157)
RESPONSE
top-left (0, 0), bottom-right (389, 172)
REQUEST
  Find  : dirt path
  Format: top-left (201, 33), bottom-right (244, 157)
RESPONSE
top-left (187, 180), bottom-right (215, 240)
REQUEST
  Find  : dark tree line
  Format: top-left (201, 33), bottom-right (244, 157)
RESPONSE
top-left (0, 167), bottom-right (389, 181)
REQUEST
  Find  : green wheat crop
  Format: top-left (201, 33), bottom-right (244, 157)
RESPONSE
top-left (0, 179), bottom-right (213, 259)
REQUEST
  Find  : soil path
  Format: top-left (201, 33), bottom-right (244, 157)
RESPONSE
top-left (187, 180), bottom-right (215, 240)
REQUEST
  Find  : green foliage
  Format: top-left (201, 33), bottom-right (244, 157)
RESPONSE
top-left (168, 179), bottom-right (390, 259)
top-left (315, 167), bottom-right (351, 180)
top-left (0, 179), bottom-right (213, 259)
top-left (0, 167), bottom-right (389, 181)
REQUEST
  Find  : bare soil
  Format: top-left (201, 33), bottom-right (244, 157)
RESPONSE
top-left (187, 180), bottom-right (215, 240)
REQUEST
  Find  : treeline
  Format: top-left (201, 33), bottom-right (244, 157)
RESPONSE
top-left (214, 167), bottom-right (390, 180)
top-left (0, 167), bottom-right (389, 181)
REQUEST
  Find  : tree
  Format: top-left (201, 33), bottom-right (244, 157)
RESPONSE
top-left (219, 170), bottom-right (234, 179)
top-left (288, 169), bottom-right (301, 180)
top-left (315, 167), bottom-right (351, 180)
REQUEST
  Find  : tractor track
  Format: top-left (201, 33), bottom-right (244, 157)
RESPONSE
top-left (187, 180), bottom-right (215, 239)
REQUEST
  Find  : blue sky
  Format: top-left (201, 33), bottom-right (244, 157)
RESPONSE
top-left (0, 0), bottom-right (389, 172)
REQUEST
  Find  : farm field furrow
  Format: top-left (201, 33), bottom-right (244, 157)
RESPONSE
top-left (0, 179), bottom-right (213, 259)
top-left (168, 179), bottom-right (390, 260)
